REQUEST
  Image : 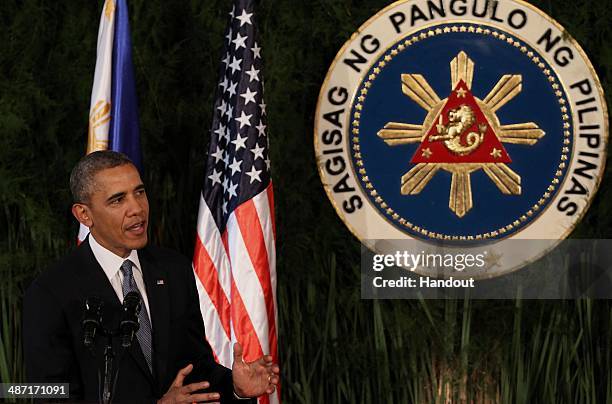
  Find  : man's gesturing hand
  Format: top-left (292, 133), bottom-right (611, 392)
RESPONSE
top-left (232, 342), bottom-right (280, 398)
top-left (158, 364), bottom-right (220, 404)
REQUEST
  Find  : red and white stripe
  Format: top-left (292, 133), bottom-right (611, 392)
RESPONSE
top-left (193, 183), bottom-right (279, 404)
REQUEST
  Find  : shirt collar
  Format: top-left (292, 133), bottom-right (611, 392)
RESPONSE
top-left (88, 234), bottom-right (142, 282)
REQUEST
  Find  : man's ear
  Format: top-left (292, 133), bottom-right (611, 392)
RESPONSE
top-left (72, 203), bottom-right (93, 227)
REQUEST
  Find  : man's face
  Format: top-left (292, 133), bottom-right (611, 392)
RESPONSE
top-left (75, 164), bottom-right (149, 258)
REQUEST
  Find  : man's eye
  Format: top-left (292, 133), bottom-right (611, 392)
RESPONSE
top-left (136, 189), bottom-right (146, 196)
top-left (110, 198), bottom-right (122, 205)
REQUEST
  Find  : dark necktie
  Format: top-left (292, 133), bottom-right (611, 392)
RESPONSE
top-left (120, 260), bottom-right (153, 373)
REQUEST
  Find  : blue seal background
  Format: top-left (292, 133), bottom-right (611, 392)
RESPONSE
top-left (351, 25), bottom-right (570, 239)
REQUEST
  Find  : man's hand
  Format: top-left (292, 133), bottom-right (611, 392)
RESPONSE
top-left (158, 364), bottom-right (221, 404)
top-left (232, 342), bottom-right (280, 398)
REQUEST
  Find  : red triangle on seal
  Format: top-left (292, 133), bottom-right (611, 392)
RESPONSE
top-left (411, 80), bottom-right (511, 164)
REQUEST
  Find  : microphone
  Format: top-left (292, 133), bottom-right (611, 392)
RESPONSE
top-left (82, 296), bottom-right (103, 348)
top-left (119, 291), bottom-right (142, 348)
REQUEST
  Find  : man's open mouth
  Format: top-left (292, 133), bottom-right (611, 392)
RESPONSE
top-left (126, 221), bottom-right (146, 235)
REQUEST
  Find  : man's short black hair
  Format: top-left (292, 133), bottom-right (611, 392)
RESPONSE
top-left (70, 151), bottom-right (134, 203)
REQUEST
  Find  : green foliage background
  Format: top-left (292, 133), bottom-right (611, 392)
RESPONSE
top-left (1, 0), bottom-right (611, 402)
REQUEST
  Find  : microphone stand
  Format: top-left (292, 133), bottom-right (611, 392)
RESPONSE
top-left (102, 331), bottom-right (115, 404)
top-left (83, 293), bottom-right (141, 404)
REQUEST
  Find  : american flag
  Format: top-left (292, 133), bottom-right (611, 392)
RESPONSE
top-left (192, 1), bottom-right (279, 403)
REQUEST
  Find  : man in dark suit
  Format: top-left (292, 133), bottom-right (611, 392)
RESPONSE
top-left (23, 151), bottom-right (279, 403)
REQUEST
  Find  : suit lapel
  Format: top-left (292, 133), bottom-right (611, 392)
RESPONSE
top-left (139, 247), bottom-right (170, 392)
top-left (77, 239), bottom-right (157, 389)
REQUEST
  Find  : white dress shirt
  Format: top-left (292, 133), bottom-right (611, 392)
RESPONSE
top-left (89, 235), bottom-right (152, 325)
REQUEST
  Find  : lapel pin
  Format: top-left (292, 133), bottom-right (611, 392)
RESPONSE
top-left (156, 279), bottom-right (165, 285)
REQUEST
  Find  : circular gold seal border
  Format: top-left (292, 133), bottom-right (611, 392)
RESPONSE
top-left (314, 0), bottom-right (609, 255)
top-left (350, 24), bottom-right (570, 241)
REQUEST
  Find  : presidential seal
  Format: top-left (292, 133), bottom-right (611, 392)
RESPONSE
top-left (314, 0), bottom-right (608, 278)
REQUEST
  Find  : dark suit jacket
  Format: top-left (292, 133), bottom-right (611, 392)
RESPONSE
top-left (23, 238), bottom-right (248, 403)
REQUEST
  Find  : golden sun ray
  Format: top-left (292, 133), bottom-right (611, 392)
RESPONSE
top-left (483, 74), bottom-right (522, 112)
top-left (449, 171), bottom-right (473, 218)
top-left (499, 123), bottom-right (545, 145)
top-left (401, 74), bottom-right (441, 111)
top-left (401, 163), bottom-right (440, 194)
top-left (87, 100), bottom-right (111, 154)
top-left (482, 163), bottom-right (521, 195)
top-left (450, 51), bottom-right (475, 89)
top-left (377, 123), bottom-right (423, 145)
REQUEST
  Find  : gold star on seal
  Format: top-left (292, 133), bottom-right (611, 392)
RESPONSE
top-left (456, 88), bottom-right (467, 98)
top-left (422, 148), bottom-right (433, 158)
top-left (490, 148), bottom-right (502, 158)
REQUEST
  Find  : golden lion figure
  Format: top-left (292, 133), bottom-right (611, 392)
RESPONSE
top-left (430, 104), bottom-right (486, 156)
